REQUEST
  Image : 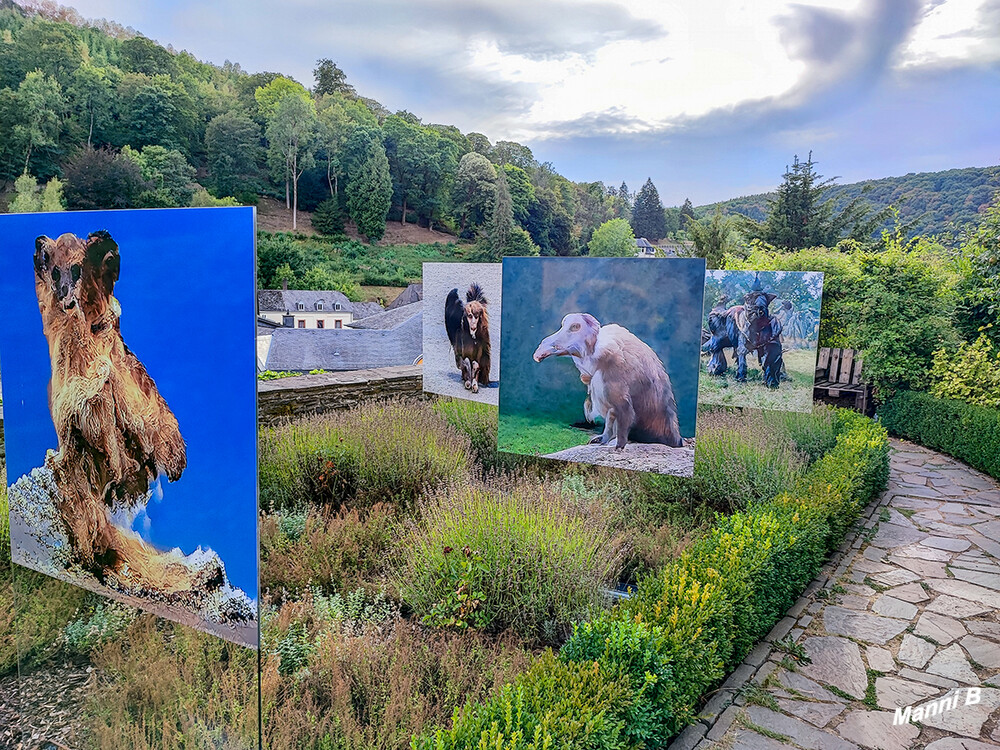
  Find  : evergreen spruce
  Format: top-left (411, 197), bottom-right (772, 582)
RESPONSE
top-left (346, 137), bottom-right (391, 242)
top-left (630, 178), bottom-right (667, 241)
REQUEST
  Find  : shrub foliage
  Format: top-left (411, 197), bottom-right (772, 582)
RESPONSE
top-left (881, 390), bottom-right (1000, 480)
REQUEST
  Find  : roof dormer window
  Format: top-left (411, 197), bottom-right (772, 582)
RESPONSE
top-left (334, 302), bottom-right (342, 311)
top-left (296, 302), bottom-right (304, 311)
top-left (316, 301), bottom-right (324, 311)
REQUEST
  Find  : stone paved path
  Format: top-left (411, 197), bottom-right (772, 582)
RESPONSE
top-left (673, 439), bottom-right (1000, 750)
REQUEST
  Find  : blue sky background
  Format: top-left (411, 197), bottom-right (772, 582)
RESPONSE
top-left (0, 207), bottom-right (259, 597)
top-left (63, 0), bottom-right (1000, 205)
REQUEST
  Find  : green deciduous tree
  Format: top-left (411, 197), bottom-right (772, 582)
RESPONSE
top-left (119, 36), bottom-right (178, 77)
top-left (40, 175), bottom-right (65, 211)
top-left (122, 144), bottom-right (196, 207)
top-left (630, 178), bottom-right (667, 241)
top-left (13, 70), bottom-right (64, 173)
top-left (265, 92), bottom-right (317, 229)
top-left (346, 135), bottom-right (391, 242)
top-left (63, 146), bottom-right (148, 210)
top-left (67, 63), bottom-right (112, 148)
top-left (205, 110), bottom-right (261, 201)
top-left (453, 152), bottom-right (496, 235)
top-left (312, 58), bottom-right (355, 98)
top-left (254, 76), bottom-right (309, 120)
top-left (687, 209), bottom-right (735, 269)
top-left (272, 262), bottom-right (296, 289)
top-left (466, 132), bottom-right (491, 156)
top-left (587, 218), bottom-right (635, 257)
top-left (490, 140), bottom-right (534, 169)
top-left (503, 164), bottom-right (535, 226)
top-left (8, 171), bottom-right (40, 212)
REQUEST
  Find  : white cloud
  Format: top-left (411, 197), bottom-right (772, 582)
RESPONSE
top-left (897, 0), bottom-right (1000, 68)
top-left (65, 0), bottom-right (997, 145)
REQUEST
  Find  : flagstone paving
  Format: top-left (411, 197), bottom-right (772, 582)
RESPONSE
top-left (672, 440), bottom-right (1000, 750)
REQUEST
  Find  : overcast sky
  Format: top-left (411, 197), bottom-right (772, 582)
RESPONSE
top-left (67, 0), bottom-right (1000, 205)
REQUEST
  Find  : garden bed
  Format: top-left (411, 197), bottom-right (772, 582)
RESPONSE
top-left (0, 397), bottom-right (889, 749)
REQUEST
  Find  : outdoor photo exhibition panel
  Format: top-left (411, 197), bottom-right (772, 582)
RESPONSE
top-left (422, 262), bottom-right (502, 405)
top-left (498, 256), bottom-right (706, 476)
top-left (700, 270), bottom-right (825, 413)
top-left (0, 207), bottom-right (261, 745)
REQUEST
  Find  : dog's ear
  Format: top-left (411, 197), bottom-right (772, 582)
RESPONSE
top-left (34, 236), bottom-right (54, 278)
top-left (86, 230), bottom-right (120, 293)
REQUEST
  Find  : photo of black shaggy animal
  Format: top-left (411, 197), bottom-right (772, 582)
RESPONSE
top-left (533, 313), bottom-right (683, 450)
top-left (703, 275), bottom-right (785, 389)
top-left (445, 283), bottom-right (491, 393)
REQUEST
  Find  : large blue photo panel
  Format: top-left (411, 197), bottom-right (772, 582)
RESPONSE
top-left (0, 207), bottom-right (259, 647)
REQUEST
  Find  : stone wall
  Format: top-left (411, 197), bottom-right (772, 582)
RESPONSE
top-left (257, 365), bottom-right (425, 425)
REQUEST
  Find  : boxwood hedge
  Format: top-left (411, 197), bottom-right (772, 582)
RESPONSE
top-left (412, 410), bottom-right (889, 749)
top-left (880, 390), bottom-right (1000, 480)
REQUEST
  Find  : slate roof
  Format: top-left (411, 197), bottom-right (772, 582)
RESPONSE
top-left (257, 290), bottom-right (384, 319)
top-left (346, 301), bottom-right (422, 330)
top-left (264, 311), bottom-right (422, 372)
top-left (257, 316), bottom-right (282, 336)
top-left (352, 301), bottom-right (385, 319)
top-left (386, 283), bottom-right (423, 310)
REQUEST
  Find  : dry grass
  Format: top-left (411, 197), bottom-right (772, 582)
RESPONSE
top-left (84, 616), bottom-right (259, 749)
top-left (259, 400), bottom-right (471, 512)
top-left (260, 620), bottom-right (531, 750)
top-left (260, 503), bottom-right (402, 602)
top-left (396, 479), bottom-right (627, 643)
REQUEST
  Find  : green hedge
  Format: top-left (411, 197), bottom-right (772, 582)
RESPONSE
top-left (880, 390), bottom-right (1000, 480)
top-left (412, 410), bottom-right (889, 748)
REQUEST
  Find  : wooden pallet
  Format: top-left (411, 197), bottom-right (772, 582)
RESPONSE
top-left (814, 347), bottom-right (871, 414)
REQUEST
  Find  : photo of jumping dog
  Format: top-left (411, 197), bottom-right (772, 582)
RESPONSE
top-left (499, 256), bottom-right (705, 476)
top-left (0, 208), bottom-right (260, 647)
top-left (446, 283), bottom-right (491, 394)
top-left (700, 270), bottom-right (824, 413)
top-left (422, 262), bottom-right (501, 405)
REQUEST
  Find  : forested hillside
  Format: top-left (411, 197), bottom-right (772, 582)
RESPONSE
top-left (1, 0), bottom-right (996, 291)
top-left (698, 165), bottom-right (999, 239)
top-left (0, 0), bottom-right (638, 280)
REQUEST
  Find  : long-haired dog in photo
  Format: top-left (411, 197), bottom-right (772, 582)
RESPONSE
top-left (445, 283), bottom-right (491, 393)
top-left (33, 230), bottom-right (221, 593)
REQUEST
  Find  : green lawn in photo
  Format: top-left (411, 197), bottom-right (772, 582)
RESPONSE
top-left (698, 347), bottom-right (817, 412)
top-left (498, 412), bottom-right (597, 456)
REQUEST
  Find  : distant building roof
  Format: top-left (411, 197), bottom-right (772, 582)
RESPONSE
top-left (257, 290), bottom-right (384, 318)
top-left (352, 301), bottom-right (385, 319)
top-left (346, 300), bottom-right (422, 330)
top-left (257, 316), bottom-right (282, 336)
top-left (264, 312), bottom-right (422, 372)
top-left (635, 238), bottom-right (656, 250)
top-left (386, 283), bottom-right (423, 310)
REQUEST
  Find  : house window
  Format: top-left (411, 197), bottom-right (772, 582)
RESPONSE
top-left (282, 315), bottom-right (294, 327)
top-left (296, 302), bottom-right (304, 311)
top-left (298, 319), bottom-right (305, 328)
top-left (334, 302), bottom-right (342, 311)
top-left (316, 301), bottom-right (324, 311)
top-left (335, 320), bottom-right (343, 329)
top-left (317, 320), bottom-right (325, 329)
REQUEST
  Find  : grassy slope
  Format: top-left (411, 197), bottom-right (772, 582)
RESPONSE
top-left (699, 348), bottom-right (817, 412)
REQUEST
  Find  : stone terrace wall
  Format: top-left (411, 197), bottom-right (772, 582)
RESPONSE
top-left (257, 365), bottom-right (425, 425)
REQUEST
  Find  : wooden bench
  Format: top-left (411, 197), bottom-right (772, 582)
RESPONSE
top-left (814, 347), bottom-right (871, 414)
